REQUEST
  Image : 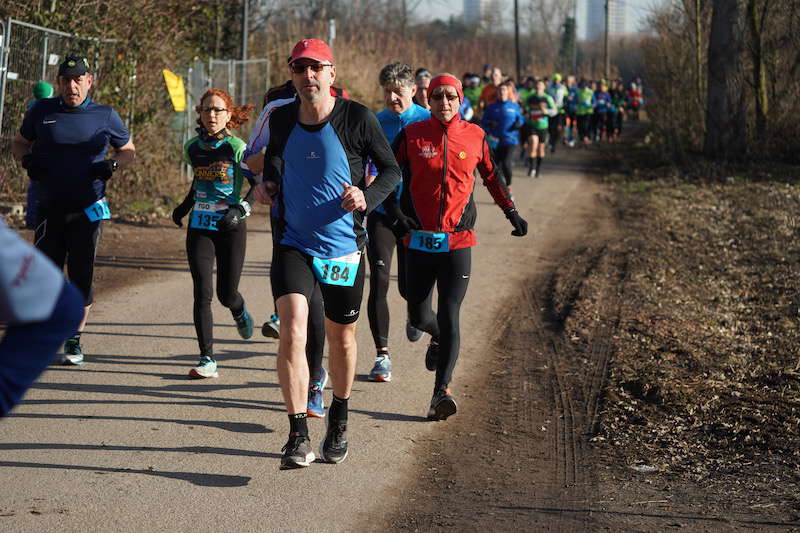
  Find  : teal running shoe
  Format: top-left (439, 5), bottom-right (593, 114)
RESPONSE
top-left (406, 320), bottom-right (423, 342)
top-left (189, 355), bottom-right (218, 379)
top-left (368, 354), bottom-right (392, 382)
top-left (262, 313), bottom-right (280, 339)
top-left (307, 367), bottom-right (328, 418)
top-left (234, 305), bottom-right (254, 339)
top-left (61, 337), bottom-right (84, 366)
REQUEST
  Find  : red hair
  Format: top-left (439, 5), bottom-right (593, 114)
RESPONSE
top-left (196, 88), bottom-right (254, 130)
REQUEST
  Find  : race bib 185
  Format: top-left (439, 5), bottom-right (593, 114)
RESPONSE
top-left (409, 230), bottom-right (450, 253)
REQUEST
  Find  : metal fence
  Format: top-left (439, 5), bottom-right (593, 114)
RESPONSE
top-left (185, 58), bottom-right (270, 142)
top-left (0, 17), bottom-right (270, 196)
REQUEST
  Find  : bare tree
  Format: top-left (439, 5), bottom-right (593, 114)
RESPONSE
top-left (704, 0), bottom-right (745, 157)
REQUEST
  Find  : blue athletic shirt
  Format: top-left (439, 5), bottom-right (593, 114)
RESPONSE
top-left (265, 98), bottom-right (401, 259)
top-left (20, 97), bottom-right (130, 213)
top-left (372, 103), bottom-right (430, 214)
top-left (481, 100), bottom-right (525, 146)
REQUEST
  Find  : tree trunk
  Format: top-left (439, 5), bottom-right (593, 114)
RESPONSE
top-left (704, 0), bottom-right (745, 158)
top-left (747, 0), bottom-right (769, 138)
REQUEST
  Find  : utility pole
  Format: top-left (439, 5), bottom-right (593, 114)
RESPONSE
top-left (572, 0), bottom-right (578, 74)
top-left (604, 0), bottom-right (610, 80)
top-left (514, 0), bottom-right (521, 84)
top-left (241, 0), bottom-right (249, 104)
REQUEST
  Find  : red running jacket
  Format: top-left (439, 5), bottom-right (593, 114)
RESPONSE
top-left (391, 116), bottom-right (515, 250)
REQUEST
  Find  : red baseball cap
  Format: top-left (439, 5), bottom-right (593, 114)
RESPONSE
top-left (288, 39), bottom-right (334, 65)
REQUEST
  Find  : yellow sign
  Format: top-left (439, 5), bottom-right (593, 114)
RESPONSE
top-left (162, 69), bottom-right (186, 112)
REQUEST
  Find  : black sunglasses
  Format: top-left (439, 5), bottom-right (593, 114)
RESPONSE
top-left (290, 63), bottom-right (332, 74)
top-left (430, 93), bottom-right (459, 102)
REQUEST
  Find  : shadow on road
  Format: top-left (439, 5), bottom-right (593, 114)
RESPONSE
top-left (9, 411), bottom-right (273, 433)
top-left (0, 460), bottom-right (253, 487)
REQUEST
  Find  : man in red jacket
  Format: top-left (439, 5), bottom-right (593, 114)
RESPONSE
top-left (387, 73), bottom-right (528, 420)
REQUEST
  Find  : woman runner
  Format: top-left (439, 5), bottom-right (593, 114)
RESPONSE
top-left (171, 89), bottom-right (256, 378)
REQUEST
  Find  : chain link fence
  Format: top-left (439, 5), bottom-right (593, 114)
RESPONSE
top-left (0, 18), bottom-right (133, 199)
top-left (0, 17), bottom-right (270, 198)
top-left (180, 58), bottom-right (270, 178)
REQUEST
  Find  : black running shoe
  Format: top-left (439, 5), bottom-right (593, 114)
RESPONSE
top-left (425, 341), bottom-right (439, 371)
top-left (280, 434), bottom-right (315, 470)
top-left (427, 389), bottom-right (458, 421)
top-left (319, 419), bottom-right (348, 464)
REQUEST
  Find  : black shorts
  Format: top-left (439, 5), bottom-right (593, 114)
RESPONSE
top-left (271, 244), bottom-right (366, 324)
top-left (531, 128), bottom-right (549, 144)
top-left (34, 209), bottom-right (102, 305)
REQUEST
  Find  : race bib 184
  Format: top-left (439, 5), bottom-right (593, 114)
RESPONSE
top-left (312, 251), bottom-right (361, 287)
top-left (409, 230), bottom-right (450, 253)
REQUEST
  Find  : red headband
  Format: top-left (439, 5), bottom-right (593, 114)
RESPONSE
top-left (427, 75), bottom-right (464, 102)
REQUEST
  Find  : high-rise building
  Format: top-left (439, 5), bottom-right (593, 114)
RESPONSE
top-left (463, 0), bottom-right (482, 23)
top-left (586, 0), bottom-right (628, 40)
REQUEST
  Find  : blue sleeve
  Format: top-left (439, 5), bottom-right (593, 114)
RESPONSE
top-left (106, 108), bottom-right (130, 148)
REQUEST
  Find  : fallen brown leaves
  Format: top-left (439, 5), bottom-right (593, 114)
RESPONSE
top-left (600, 175), bottom-right (800, 510)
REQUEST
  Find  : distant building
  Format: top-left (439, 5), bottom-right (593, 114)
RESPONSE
top-left (586, 0), bottom-right (628, 40)
top-left (463, 0), bottom-right (482, 23)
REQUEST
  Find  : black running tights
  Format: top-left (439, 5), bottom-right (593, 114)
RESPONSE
top-left (187, 224), bottom-right (246, 356)
top-left (405, 247), bottom-right (471, 390)
top-left (493, 144), bottom-right (515, 186)
top-left (366, 211), bottom-right (408, 350)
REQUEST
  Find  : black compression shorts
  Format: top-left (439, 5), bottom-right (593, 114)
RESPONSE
top-left (271, 244), bottom-right (366, 324)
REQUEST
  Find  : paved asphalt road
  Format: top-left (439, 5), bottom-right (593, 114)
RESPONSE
top-left (0, 154), bottom-right (595, 532)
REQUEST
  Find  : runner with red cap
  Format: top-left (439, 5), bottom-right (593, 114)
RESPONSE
top-left (253, 39), bottom-right (401, 469)
top-left (385, 73), bottom-right (528, 420)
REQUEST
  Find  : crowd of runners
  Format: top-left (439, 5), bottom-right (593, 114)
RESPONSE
top-left (2, 40), bottom-right (643, 470)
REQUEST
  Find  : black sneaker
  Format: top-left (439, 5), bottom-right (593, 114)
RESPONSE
top-left (319, 419), bottom-right (348, 464)
top-left (280, 434), bottom-right (315, 470)
top-left (427, 389), bottom-right (457, 421)
top-left (425, 341), bottom-right (439, 371)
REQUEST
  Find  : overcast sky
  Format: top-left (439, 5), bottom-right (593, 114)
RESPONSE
top-left (412, 0), bottom-right (660, 39)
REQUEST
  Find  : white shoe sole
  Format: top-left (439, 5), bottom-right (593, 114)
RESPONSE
top-left (280, 451), bottom-right (315, 470)
top-left (188, 369), bottom-right (218, 379)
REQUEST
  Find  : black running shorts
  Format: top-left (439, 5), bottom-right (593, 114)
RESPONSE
top-left (271, 244), bottom-right (366, 324)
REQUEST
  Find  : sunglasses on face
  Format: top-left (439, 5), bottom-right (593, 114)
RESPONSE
top-left (290, 63), bottom-right (332, 74)
top-left (202, 107), bottom-right (227, 114)
top-left (430, 93), bottom-right (459, 102)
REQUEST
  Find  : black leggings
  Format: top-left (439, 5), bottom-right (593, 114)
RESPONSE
top-left (270, 216), bottom-right (325, 382)
top-left (577, 114), bottom-right (590, 140)
top-left (366, 211), bottom-right (408, 350)
top-left (306, 283), bottom-right (325, 382)
top-left (187, 224), bottom-right (247, 356)
top-left (405, 247), bottom-right (471, 390)
top-left (34, 211), bottom-right (101, 305)
top-left (493, 144), bottom-right (515, 186)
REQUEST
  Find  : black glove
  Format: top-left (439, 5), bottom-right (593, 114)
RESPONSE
top-left (505, 208), bottom-right (528, 237)
top-left (391, 213), bottom-right (419, 239)
top-left (216, 202), bottom-right (250, 232)
top-left (171, 200), bottom-right (193, 228)
top-left (90, 159), bottom-right (117, 181)
top-left (21, 154), bottom-right (47, 181)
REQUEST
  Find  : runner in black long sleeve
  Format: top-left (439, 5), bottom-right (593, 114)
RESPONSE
top-left (253, 39), bottom-right (401, 469)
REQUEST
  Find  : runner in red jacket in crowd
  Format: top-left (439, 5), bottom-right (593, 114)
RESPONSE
top-left (386, 73), bottom-right (528, 420)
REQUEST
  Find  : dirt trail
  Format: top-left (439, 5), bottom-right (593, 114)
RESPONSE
top-left (389, 150), bottom-right (621, 531)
